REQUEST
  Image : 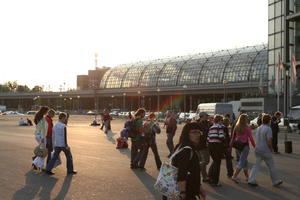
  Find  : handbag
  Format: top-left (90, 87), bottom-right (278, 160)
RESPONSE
top-left (232, 140), bottom-right (247, 151)
top-left (154, 146), bottom-right (193, 199)
top-left (33, 145), bottom-right (48, 158)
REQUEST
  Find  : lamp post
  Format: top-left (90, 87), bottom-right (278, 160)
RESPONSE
top-left (123, 93), bottom-right (126, 111)
top-left (156, 88), bottom-right (160, 112)
top-left (77, 96), bottom-right (80, 113)
top-left (111, 95), bottom-right (115, 108)
top-left (223, 80), bottom-right (228, 103)
top-left (183, 85), bottom-right (187, 112)
top-left (69, 97), bottom-right (73, 111)
top-left (137, 91), bottom-right (141, 108)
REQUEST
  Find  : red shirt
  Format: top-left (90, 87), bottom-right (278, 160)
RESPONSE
top-left (45, 115), bottom-right (53, 137)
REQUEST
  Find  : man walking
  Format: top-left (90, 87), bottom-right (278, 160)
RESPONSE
top-left (45, 112), bottom-right (77, 175)
top-left (271, 111), bottom-right (281, 154)
top-left (248, 114), bottom-right (283, 187)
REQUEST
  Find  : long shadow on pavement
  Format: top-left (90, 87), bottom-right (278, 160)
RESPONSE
top-left (133, 170), bottom-right (161, 199)
top-left (11, 170), bottom-right (58, 200)
top-left (207, 182), bottom-right (292, 200)
top-left (117, 148), bottom-right (131, 159)
top-left (53, 175), bottom-right (73, 200)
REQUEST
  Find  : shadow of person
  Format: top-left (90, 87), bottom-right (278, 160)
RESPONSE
top-left (106, 130), bottom-right (116, 144)
top-left (53, 175), bottom-right (73, 200)
top-left (117, 148), bottom-right (131, 159)
top-left (11, 170), bottom-right (58, 200)
top-left (133, 170), bottom-right (160, 199)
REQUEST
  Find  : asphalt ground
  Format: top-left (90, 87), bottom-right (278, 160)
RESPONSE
top-left (0, 115), bottom-right (300, 200)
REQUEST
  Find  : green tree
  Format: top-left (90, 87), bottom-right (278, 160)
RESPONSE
top-left (16, 85), bottom-right (31, 92)
top-left (7, 81), bottom-right (18, 92)
top-left (31, 85), bottom-right (43, 93)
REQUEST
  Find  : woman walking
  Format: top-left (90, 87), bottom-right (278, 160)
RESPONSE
top-left (32, 106), bottom-right (49, 170)
top-left (230, 114), bottom-right (256, 183)
top-left (162, 122), bottom-right (206, 200)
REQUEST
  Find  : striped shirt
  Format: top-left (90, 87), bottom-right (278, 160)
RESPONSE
top-left (208, 123), bottom-right (225, 143)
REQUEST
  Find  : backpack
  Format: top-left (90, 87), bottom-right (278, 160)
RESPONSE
top-left (128, 119), bottom-right (139, 138)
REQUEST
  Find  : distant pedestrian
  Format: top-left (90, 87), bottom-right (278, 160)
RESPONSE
top-left (102, 109), bottom-right (111, 134)
top-left (197, 112), bottom-right (210, 182)
top-left (45, 112), bottom-right (77, 175)
top-left (130, 108), bottom-right (146, 169)
top-left (139, 113), bottom-right (162, 170)
top-left (222, 118), bottom-right (234, 178)
top-left (248, 114), bottom-right (283, 187)
top-left (271, 111), bottom-right (282, 154)
top-left (165, 110), bottom-right (177, 157)
top-left (32, 106), bottom-right (49, 170)
top-left (230, 114), bottom-right (255, 183)
top-left (45, 109), bottom-right (55, 164)
top-left (207, 114), bottom-right (226, 187)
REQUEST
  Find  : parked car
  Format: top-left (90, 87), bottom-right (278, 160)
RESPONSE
top-left (178, 112), bottom-right (190, 124)
top-left (26, 111), bottom-right (37, 115)
top-left (109, 111), bottom-right (119, 117)
top-left (86, 110), bottom-right (96, 115)
top-left (2, 111), bottom-right (24, 116)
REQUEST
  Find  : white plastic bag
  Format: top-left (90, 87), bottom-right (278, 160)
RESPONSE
top-left (154, 146), bottom-right (192, 199)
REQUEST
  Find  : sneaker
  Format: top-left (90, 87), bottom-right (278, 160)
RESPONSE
top-left (45, 171), bottom-right (55, 175)
top-left (273, 180), bottom-right (283, 187)
top-left (68, 170), bottom-right (78, 175)
top-left (231, 176), bottom-right (240, 183)
top-left (248, 182), bottom-right (258, 187)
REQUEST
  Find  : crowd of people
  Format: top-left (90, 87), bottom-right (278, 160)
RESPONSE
top-left (29, 105), bottom-right (284, 200)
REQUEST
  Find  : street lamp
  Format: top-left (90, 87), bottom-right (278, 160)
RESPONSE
top-left (77, 96), bottom-right (80, 113)
top-left (69, 98), bottom-right (73, 111)
top-left (111, 95), bottom-right (115, 108)
top-left (123, 93), bottom-right (126, 111)
top-left (137, 91), bottom-right (141, 108)
top-left (156, 88), bottom-right (160, 112)
top-left (183, 85), bottom-right (187, 112)
top-left (223, 80), bottom-right (228, 103)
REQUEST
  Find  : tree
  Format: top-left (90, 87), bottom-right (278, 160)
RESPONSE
top-left (16, 85), bottom-right (31, 93)
top-left (31, 85), bottom-right (43, 93)
top-left (7, 81), bottom-right (18, 92)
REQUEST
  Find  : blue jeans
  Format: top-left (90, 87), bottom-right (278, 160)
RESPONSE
top-left (236, 145), bottom-right (249, 169)
top-left (46, 147), bottom-right (73, 172)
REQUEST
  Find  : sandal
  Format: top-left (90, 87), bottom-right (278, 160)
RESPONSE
top-left (231, 176), bottom-right (240, 183)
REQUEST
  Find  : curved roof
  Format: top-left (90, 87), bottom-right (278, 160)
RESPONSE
top-left (100, 44), bottom-right (267, 89)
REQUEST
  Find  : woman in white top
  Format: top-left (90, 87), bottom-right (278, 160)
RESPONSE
top-left (32, 106), bottom-right (49, 170)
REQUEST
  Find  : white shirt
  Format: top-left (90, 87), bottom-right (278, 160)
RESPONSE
top-left (52, 122), bottom-right (67, 147)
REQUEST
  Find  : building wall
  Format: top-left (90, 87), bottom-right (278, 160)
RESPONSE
top-left (77, 75), bottom-right (89, 90)
top-left (268, 0), bottom-right (295, 94)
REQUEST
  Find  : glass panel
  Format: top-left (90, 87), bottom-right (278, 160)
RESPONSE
top-left (178, 58), bottom-right (206, 85)
top-left (275, 1), bottom-right (282, 17)
top-left (269, 50), bottom-right (275, 65)
top-left (269, 20), bottom-right (275, 34)
top-left (157, 62), bottom-right (183, 87)
top-left (99, 70), bottom-right (112, 88)
top-left (105, 65), bottom-right (130, 88)
top-left (122, 64), bottom-right (147, 88)
top-left (250, 50), bottom-right (268, 81)
top-left (140, 64), bottom-right (165, 87)
top-left (269, 34), bottom-right (275, 49)
top-left (275, 17), bottom-right (282, 33)
top-left (275, 33), bottom-right (282, 48)
top-left (269, 4), bottom-right (275, 19)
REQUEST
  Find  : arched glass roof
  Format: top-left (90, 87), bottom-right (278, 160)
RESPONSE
top-left (100, 44), bottom-right (268, 89)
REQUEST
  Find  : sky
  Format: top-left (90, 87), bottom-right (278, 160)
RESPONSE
top-left (0, 0), bottom-right (268, 91)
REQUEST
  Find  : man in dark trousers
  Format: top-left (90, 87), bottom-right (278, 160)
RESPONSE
top-left (45, 109), bottom-right (55, 164)
top-left (271, 111), bottom-right (282, 154)
top-left (45, 112), bottom-right (77, 175)
top-left (165, 110), bottom-right (177, 157)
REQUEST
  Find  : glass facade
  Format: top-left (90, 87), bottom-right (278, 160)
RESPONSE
top-left (100, 45), bottom-right (268, 89)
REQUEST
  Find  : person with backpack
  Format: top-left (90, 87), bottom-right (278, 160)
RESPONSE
top-left (161, 122), bottom-right (206, 200)
top-left (139, 113), bottom-right (162, 170)
top-left (129, 108), bottom-right (146, 169)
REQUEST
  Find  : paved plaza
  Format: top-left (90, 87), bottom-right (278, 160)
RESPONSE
top-left (0, 115), bottom-right (300, 200)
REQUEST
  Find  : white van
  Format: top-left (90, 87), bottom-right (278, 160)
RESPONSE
top-left (196, 103), bottom-right (233, 120)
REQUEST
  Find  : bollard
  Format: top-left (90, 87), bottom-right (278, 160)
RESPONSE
top-left (284, 141), bottom-right (293, 154)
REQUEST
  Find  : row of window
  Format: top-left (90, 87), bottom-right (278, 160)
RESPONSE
top-left (100, 45), bottom-right (268, 89)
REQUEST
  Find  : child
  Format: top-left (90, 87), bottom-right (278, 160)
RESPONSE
top-left (45, 112), bottom-right (77, 175)
top-left (116, 113), bottom-right (132, 149)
